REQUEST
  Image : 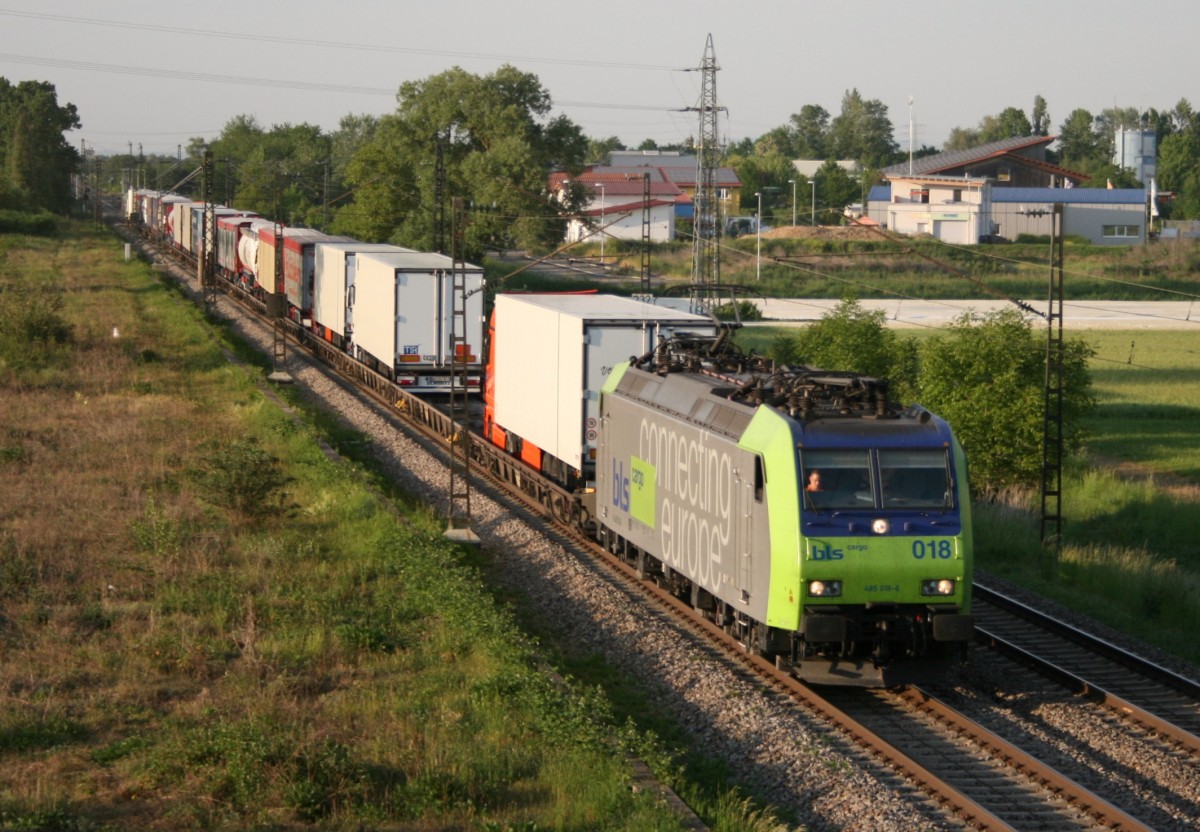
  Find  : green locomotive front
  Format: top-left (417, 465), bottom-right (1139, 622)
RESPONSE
top-left (596, 340), bottom-right (973, 686)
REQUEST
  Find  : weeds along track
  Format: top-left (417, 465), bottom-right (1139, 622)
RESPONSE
top-left (119, 218), bottom-right (1200, 831)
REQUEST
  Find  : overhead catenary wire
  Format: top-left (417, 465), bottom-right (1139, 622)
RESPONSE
top-left (0, 8), bottom-right (681, 72)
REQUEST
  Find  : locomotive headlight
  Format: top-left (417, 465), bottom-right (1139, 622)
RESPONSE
top-left (872, 518), bottom-right (890, 534)
top-left (921, 579), bottom-right (956, 596)
top-left (808, 579), bottom-right (842, 597)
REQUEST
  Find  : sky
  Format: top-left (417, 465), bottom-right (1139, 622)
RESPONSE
top-left (1, 1), bottom-right (1196, 158)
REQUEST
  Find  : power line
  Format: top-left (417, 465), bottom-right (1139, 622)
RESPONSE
top-left (0, 8), bottom-right (679, 72)
top-left (0, 53), bottom-right (394, 95)
top-left (0, 52), bottom-right (682, 116)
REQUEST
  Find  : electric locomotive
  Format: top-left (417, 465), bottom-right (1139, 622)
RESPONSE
top-left (596, 334), bottom-right (974, 686)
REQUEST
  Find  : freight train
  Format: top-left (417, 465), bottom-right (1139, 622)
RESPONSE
top-left (124, 188), bottom-right (485, 392)
top-left (124, 188), bottom-right (974, 686)
top-left (484, 293), bottom-right (974, 686)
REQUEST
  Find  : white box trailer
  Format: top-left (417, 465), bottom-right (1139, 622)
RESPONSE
top-left (169, 201), bottom-right (200, 251)
top-left (189, 207), bottom-right (243, 259)
top-left (353, 250), bottom-right (486, 393)
top-left (312, 242), bottom-right (412, 349)
top-left (489, 293), bottom-right (718, 484)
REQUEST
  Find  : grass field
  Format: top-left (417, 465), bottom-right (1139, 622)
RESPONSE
top-left (975, 328), bottom-right (1200, 660)
top-left (0, 222), bottom-right (785, 831)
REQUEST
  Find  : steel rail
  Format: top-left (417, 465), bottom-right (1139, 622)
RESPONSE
top-left (974, 582), bottom-right (1200, 753)
top-left (900, 686), bottom-right (1155, 832)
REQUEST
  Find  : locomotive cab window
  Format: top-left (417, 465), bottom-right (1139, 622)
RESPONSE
top-left (879, 449), bottom-right (952, 509)
top-left (801, 450), bottom-right (873, 509)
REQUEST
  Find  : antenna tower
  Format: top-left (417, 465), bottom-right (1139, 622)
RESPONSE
top-left (688, 35), bottom-right (726, 305)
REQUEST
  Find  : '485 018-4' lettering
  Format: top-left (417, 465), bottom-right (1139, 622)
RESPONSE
top-left (912, 539), bottom-right (954, 559)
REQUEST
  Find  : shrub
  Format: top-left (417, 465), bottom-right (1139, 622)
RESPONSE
top-left (0, 209), bottom-right (58, 235)
top-left (190, 438), bottom-right (292, 519)
top-left (918, 308), bottom-right (1095, 494)
top-left (0, 284), bottom-right (74, 365)
top-left (770, 297), bottom-right (919, 401)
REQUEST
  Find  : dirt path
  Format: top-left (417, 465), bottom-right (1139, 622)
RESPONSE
top-left (1089, 454), bottom-right (1200, 501)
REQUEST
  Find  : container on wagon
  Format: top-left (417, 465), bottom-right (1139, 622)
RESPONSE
top-left (236, 219), bottom-right (276, 289)
top-left (485, 293), bottom-right (717, 488)
top-left (281, 230), bottom-right (350, 324)
top-left (256, 227), bottom-right (328, 314)
top-left (189, 207), bottom-right (246, 260)
top-left (215, 214), bottom-right (260, 279)
top-left (352, 250), bottom-right (486, 393)
top-left (312, 242), bottom-right (413, 350)
top-left (166, 199), bottom-right (198, 249)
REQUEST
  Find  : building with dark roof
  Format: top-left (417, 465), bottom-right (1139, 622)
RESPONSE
top-left (549, 169), bottom-right (684, 244)
top-left (882, 135), bottom-right (1084, 188)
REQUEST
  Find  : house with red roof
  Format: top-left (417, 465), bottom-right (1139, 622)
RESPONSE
top-left (548, 150), bottom-right (742, 245)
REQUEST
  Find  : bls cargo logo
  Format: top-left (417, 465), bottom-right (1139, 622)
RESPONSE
top-left (611, 459), bottom-right (630, 512)
top-left (612, 457), bottom-right (655, 527)
top-left (809, 543), bottom-right (844, 561)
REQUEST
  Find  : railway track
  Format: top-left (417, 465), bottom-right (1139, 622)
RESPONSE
top-left (973, 581), bottom-right (1200, 752)
top-left (125, 219), bottom-right (1200, 830)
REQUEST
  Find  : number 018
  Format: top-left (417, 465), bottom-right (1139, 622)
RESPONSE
top-left (912, 539), bottom-right (953, 559)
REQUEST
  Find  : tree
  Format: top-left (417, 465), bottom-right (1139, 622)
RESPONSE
top-left (586, 135), bottom-right (624, 164)
top-left (917, 309), bottom-right (1094, 495)
top-left (789, 104), bottom-right (829, 159)
top-left (980, 107), bottom-right (1033, 143)
top-left (827, 89), bottom-right (898, 168)
top-left (329, 114), bottom-right (379, 192)
top-left (336, 65), bottom-right (587, 257)
top-left (814, 159), bottom-right (859, 223)
top-left (1170, 98), bottom-right (1198, 133)
top-left (1157, 128), bottom-right (1200, 217)
top-left (725, 150), bottom-right (794, 217)
top-left (1095, 106), bottom-right (1141, 145)
top-left (943, 126), bottom-right (981, 152)
top-left (0, 78), bottom-right (81, 212)
top-left (753, 126), bottom-right (795, 159)
top-left (1031, 95), bottom-right (1051, 136)
top-left (207, 119), bottom-right (333, 226)
top-left (945, 106), bottom-right (1032, 151)
top-left (1055, 108), bottom-right (1104, 172)
top-left (770, 298), bottom-right (919, 403)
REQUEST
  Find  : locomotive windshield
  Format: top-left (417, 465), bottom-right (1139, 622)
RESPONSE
top-left (879, 449), bottom-right (953, 509)
top-left (802, 448), bottom-right (953, 511)
top-left (802, 450), bottom-right (873, 510)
